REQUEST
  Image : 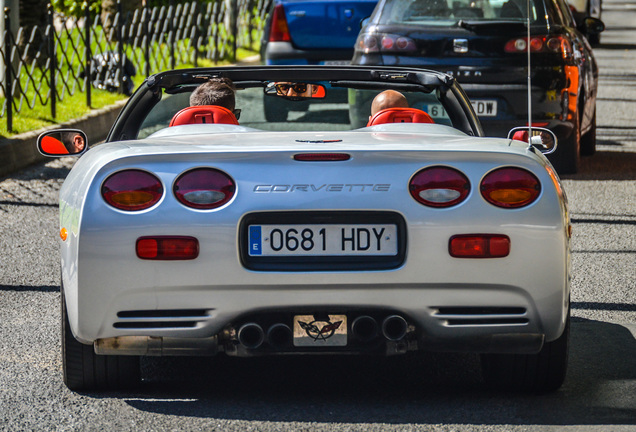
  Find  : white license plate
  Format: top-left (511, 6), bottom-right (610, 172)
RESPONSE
top-left (471, 99), bottom-right (498, 117)
top-left (248, 224), bottom-right (398, 256)
top-left (322, 60), bottom-right (350, 65)
top-left (426, 104), bottom-right (450, 119)
top-left (293, 314), bottom-right (347, 347)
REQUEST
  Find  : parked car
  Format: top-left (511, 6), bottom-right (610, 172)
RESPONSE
top-left (568, 0), bottom-right (602, 44)
top-left (260, 0), bottom-right (378, 121)
top-left (351, 0), bottom-right (604, 173)
top-left (260, 0), bottom-right (378, 66)
top-left (39, 65), bottom-right (570, 393)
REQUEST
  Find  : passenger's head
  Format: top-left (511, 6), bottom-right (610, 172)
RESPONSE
top-left (190, 77), bottom-right (236, 111)
top-left (370, 90), bottom-right (409, 116)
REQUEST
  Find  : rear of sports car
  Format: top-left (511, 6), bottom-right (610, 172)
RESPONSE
top-left (59, 128), bottom-right (570, 392)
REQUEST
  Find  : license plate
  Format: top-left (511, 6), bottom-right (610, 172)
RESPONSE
top-left (322, 60), bottom-right (350, 65)
top-left (248, 224), bottom-right (398, 256)
top-left (293, 314), bottom-right (347, 347)
top-left (425, 104), bottom-right (450, 119)
top-left (471, 99), bottom-right (498, 117)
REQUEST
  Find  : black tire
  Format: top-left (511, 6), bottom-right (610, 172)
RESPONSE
top-left (580, 111), bottom-right (597, 156)
top-left (263, 96), bottom-right (289, 122)
top-left (481, 312), bottom-right (569, 393)
top-left (61, 287), bottom-right (140, 391)
top-left (548, 117), bottom-right (580, 174)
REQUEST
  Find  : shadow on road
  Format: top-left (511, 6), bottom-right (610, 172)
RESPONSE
top-left (561, 149), bottom-right (636, 180)
top-left (109, 319), bottom-right (636, 426)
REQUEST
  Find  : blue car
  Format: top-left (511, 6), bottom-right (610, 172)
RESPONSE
top-left (261, 0), bottom-right (378, 65)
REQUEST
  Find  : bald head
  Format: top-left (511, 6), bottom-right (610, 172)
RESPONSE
top-left (370, 90), bottom-right (409, 116)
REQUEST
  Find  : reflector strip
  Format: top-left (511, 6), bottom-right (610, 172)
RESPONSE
top-left (136, 236), bottom-right (199, 260)
top-left (449, 235), bottom-right (510, 258)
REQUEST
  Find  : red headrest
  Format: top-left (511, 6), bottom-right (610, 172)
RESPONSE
top-left (512, 130), bottom-right (529, 142)
top-left (367, 107), bottom-right (434, 127)
top-left (169, 105), bottom-right (239, 126)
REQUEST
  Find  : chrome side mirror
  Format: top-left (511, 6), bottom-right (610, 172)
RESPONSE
top-left (37, 129), bottom-right (88, 156)
top-left (508, 127), bottom-right (557, 154)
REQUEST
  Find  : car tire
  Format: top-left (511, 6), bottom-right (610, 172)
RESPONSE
top-left (263, 96), bottom-right (289, 122)
top-left (548, 116), bottom-right (580, 174)
top-left (580, 111), bottom-right (597, 156)
top-left (481, 312), bottom-right (569, 393)
top-left (61, 286), bottom-right (140, 391)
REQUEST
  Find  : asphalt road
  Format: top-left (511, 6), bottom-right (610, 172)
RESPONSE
top-left (1, 1), bottom-right (635, 430)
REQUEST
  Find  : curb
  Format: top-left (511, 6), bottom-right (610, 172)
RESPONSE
top-left (0, 99), bottom-right (127, 178)
top-left (0, 57), bottom-right (263, 179)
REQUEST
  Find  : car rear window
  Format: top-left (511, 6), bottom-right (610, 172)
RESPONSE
top-left (378, 0), bottom-right (544, 24)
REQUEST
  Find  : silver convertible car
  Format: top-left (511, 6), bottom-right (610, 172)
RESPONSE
top-left (38, 66), bottom-right (570, 393)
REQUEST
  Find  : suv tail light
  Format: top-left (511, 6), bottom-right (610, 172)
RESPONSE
top-left (174, 168), bottom-right (235, 210)
top-left (102, 169), bottom-right (163, 211)
top-left (269, 4), bottom-right (291, 42)
top-left (355, 33), bottom-right (417, 54)
top-left (505, 35), bottom-right (573, 60)
top-left (409, 166), bottom-right (470, 208)
top-left (480, 167), bottom-right (541, 208)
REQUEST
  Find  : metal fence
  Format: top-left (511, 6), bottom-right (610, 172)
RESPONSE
top-left (0, 0), bottom-right (271, 132)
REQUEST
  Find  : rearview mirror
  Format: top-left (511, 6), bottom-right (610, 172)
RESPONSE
top-left (508, 127), bottom-right (557, 154)
top-left (37, 129), bottom-right (88, 156)
top-left (581, 17), bottom-right (605, 35)
top-left (264, 82), bottom-right (326, 100)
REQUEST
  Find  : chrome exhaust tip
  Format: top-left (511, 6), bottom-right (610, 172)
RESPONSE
top-left (381, 315), bottom-right (408, 341)
top-left (267, 323), bottom-right (292, 348)
top-left (237, 323), bottom-right (265, 349)
top-left (351, 315), bottom-right (378, 342)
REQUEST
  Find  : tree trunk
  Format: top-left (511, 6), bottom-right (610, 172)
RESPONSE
top-left (18, 0), bottom-right (49, 63)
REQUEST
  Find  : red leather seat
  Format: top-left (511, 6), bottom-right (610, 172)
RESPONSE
top-left (512, 130), bottom-right (529, 142)
top-left (367, 107), bottom-right (434, 127)
top-left (169, 105), bottom-right (239, 126)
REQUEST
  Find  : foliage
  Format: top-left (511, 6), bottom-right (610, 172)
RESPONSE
top-left (51, 0), bottom-right (101, 17)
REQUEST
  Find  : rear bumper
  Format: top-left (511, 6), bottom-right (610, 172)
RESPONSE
top-left (74, 279), bottom-right (567, 356)
top-left (264, 41), bottom-right (353, 65)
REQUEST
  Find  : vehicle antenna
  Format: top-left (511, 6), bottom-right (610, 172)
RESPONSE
top-left (527, 0), bottom-right (532, 146)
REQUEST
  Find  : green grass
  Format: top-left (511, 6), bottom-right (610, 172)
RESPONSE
top-left (0, 47), bottom-right (260, 139)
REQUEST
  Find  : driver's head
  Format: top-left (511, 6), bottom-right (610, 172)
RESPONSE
top-left (190, 77), bottom-right (236, 111)
top-left (274, 82), bottom-right (315, 98)
top-left (370, 90), bottom-right (409, 116)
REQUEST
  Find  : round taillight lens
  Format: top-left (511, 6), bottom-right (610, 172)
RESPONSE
top-left (409, 166), bottom-right (470, 208)
top-left (480, 167), bottom-right (541, 208)
top-left (102, 169), bottom-right (163, 211)
top-left (174, 168), bottom-right (235, 210)
top-left (382, 35), bottom-right (395, 50)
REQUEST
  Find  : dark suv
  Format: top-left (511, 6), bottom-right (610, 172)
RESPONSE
top-left (351, 0), bottom-right (604, 173)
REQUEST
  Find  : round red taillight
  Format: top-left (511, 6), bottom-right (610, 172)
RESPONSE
top-left (480, 167), bottom-right (541, 208)
top-left (409, 166), bottom-right (470, 208)
top-left (174, 168), bottom-right (235, 210)
top-left (102, 169), bottom-right (163, 211)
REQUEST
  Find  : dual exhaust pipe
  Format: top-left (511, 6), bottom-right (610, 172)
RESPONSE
top-left (237, 315), bottom-right (408, 349)
top-left (237, 322), bottom-right (293, 349)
